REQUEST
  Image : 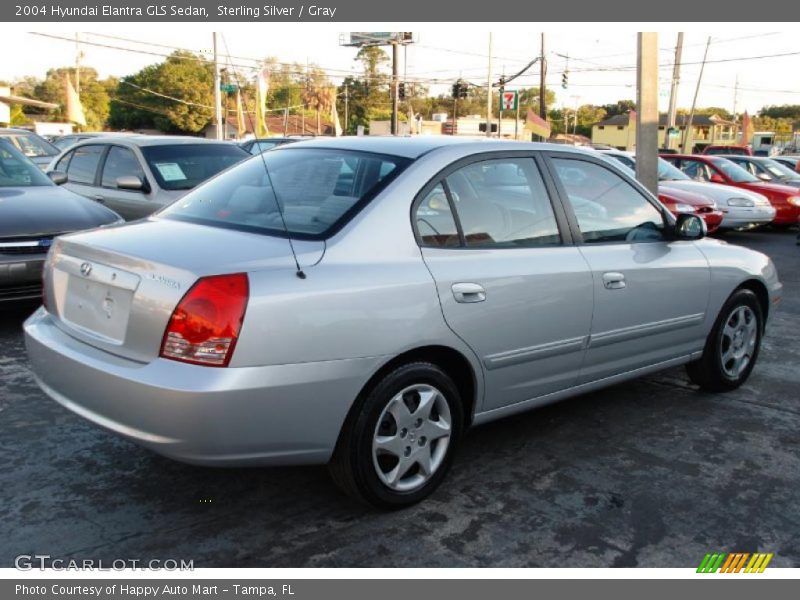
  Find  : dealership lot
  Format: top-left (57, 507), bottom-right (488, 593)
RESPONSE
top-left (1, 229), bottom-right (798, 568)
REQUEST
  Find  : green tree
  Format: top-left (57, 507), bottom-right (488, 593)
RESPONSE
top-left (109, 51), bottom-right (214, 134)
top-left (29, 67), bottom-right (112, 130)
top-left (600, 100), bottom-right (636, 118)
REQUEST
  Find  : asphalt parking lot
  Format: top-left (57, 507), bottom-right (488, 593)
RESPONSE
top-left (1, 229), bottom-right (798, 568)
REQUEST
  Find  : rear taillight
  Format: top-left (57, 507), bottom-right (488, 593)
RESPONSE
top-left (160, 273), bottom-right (249, 367)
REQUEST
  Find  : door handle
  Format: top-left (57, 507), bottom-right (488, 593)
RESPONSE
top-left (452, 282), bottom-right (486, 303)
top-left (602, 272), bottom-right (626, 290)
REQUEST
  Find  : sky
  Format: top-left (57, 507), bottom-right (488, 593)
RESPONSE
top-left (2, 23), bottom-right (799, 115)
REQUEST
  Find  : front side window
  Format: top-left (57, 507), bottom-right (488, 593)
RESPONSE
top-left (66, 145), bottom-right (104, 185)
top-left (552, 158), bottom-right (665, 244)
top-left (443, 158), bottom-right (561, 248)
top-left (102, 146), bottom-right (145, 188)
top-left (161, 148), bottom-right (408, 238)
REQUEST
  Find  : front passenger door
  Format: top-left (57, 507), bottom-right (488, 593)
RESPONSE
top-left (549, 155), bottom-right (711, 384)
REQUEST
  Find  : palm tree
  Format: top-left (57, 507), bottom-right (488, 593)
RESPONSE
top-left (303, 86), bottom-right (336, 135)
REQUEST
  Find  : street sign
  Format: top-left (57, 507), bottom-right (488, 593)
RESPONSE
top-left (667, 126), bottom-right (680, 138)
top-left (500, 90), bottom-right (518, 111)
top-left (220, 83), bottom-right (237, 93)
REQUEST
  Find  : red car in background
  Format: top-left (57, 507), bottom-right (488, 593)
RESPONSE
top-left (658, 186), bottom-right (723, 233)
top-left (661, 154), bottom-right (800, 226)
top-left (702, 145), bottom-right (753, 156)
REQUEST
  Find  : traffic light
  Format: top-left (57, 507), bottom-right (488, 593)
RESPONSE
top-left (452, 81), bottom-right (469, 99)
top-left (562, 71), bottom-right (569, 90)
top-left (398, 82), bottom-right (406, 100)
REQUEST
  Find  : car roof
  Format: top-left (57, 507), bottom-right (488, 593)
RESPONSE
top-left (272, 136), bottom-right (598, 159)
top-left (0, 127), bottom-right (41, 134)
top-left (65, 135), bottom-right (239, 148)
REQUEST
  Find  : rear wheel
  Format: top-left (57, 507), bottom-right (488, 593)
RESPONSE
top-left (686, 289), bottom-right (763, 392)
top-left (329, 362), bottom-right (463, 509)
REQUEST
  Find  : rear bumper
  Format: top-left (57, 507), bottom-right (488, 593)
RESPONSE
top-left (24, 308), bottom-right (383, 466)
top-left (772, 203), bottom-right (800, 226)
top-left (0, 256), bottom-right (45, 302)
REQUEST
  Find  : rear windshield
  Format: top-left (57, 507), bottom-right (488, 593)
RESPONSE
top-left (160, 148), bottom-right (409, 239)
top-left (141, 143), bottom-right (248, 191)
top-left (0, 142), bottom-right (53, 187)
top-left (0, 132), bottom-right (59, 158)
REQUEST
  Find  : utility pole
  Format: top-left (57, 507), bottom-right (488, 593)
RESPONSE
top-left (636, 32), bottom-right (659, 195)
top-left (391, 42), bottom-right (400, 135)
top-left (344, 84), bottom-right (349, 134)
top-left (732, 74), bottom-right (739, 137)
top-left (665, 32), bottom-right (683, 150)
top-left (571, 95), bottom-right (580, 137)
top-left (212, 32), bottom-right (223, 140)
top-left (539, 33), bottom-right (547, 140)
top-left (682, 36), bottom-right (711, 154)
top-left (486, 33), bottom-right (493, 138)
top-left (74, 33), bottom-right (81, 95)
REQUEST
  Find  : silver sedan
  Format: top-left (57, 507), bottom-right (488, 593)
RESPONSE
top-left (25, 138), bottom-right (782, 508)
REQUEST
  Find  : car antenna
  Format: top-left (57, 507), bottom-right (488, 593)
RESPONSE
top-left (236, 68), bottom-right (306, 279)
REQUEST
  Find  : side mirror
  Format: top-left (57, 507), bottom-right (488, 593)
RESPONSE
top-left (47, 170), bottom-right (67, 185)
top-left (116, 175), bottom-right (145, 191)
top-left (675, 213), bottom-right (706, 240)
top-left (709, 173), bottom-right (725, 184)
top-left (757, 172), bottom-right (771, 181)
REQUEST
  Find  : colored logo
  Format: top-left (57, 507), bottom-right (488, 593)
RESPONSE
top-left (697, 552), bottom-right (773, 573)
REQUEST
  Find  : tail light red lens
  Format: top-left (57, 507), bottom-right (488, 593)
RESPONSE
top-left (160, 273), bottom-right (249, 367)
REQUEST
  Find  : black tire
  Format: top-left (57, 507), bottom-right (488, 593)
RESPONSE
top-left (329, 362), bottom-right (464, 509)
top-left (686, 288), bottom-right (763, 392)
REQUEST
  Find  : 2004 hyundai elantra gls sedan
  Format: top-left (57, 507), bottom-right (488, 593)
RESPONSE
top-left (25, 137), bottom-right (782, 508)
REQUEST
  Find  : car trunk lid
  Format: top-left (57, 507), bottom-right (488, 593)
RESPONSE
top-left (45, 218), bottom-right (324, 363)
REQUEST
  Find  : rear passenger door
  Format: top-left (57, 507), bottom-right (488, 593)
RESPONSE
top-left (547, 154), bottom-right (711, 384)
top-left (415, 153), bottom-right (594, 411)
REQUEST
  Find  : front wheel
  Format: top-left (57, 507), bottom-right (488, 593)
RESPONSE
top-left (686, 289), bottom-right (763, 392)
top-left (329, 362), bottom-right (464, 509)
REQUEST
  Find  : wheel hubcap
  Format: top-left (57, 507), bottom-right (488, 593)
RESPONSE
top-left (372, 384), bottom-right (452, 492)
top-left (720, 305), bottom-right (758, 378)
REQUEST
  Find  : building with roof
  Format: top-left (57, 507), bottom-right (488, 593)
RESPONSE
top-left (591, 113), bottom-right (738, 152)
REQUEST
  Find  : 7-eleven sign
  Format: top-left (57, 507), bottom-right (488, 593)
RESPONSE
top-left (500, 90), bottom-right (518, 111)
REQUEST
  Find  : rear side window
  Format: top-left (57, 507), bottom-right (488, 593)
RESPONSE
top-left (102, 146), bottom-right (145, 188)
top-left (161, 148), bottom-right (409, 239)
top-left (66, 145), bottom-right (104, 185)
top-left (415, 183), bottom-right (460, 247)
top-left (446, 159), bottom-right (560, 247)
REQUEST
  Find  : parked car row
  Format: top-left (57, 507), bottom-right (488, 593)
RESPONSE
top-left (597, 150), bottom-right (774, 230)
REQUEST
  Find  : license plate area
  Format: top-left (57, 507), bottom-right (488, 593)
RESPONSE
top-left (57, 258), bottom-right (140, 344)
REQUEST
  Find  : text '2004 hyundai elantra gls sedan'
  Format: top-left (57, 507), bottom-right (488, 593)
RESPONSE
top-left (25, 137), bottom-right (782, 508)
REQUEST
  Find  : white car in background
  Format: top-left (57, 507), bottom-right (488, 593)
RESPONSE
top-left (597, 150), bottom-right (776, 230)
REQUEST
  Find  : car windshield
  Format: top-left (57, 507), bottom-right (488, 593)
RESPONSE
top-left (710, 158), bottom-right (759, 183)
top-left (0, 142), bottom-right (54, 187)
top-left (1, 132), bottom-right (59, 158)
top-left (160, 148), bottom-right (409, 238)
top-left (141, 143), bottom-right (249, 191)
top-left (762, 158), bottom-right (800, 179)
top-left (657, 158), bottom-right (690, 181)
